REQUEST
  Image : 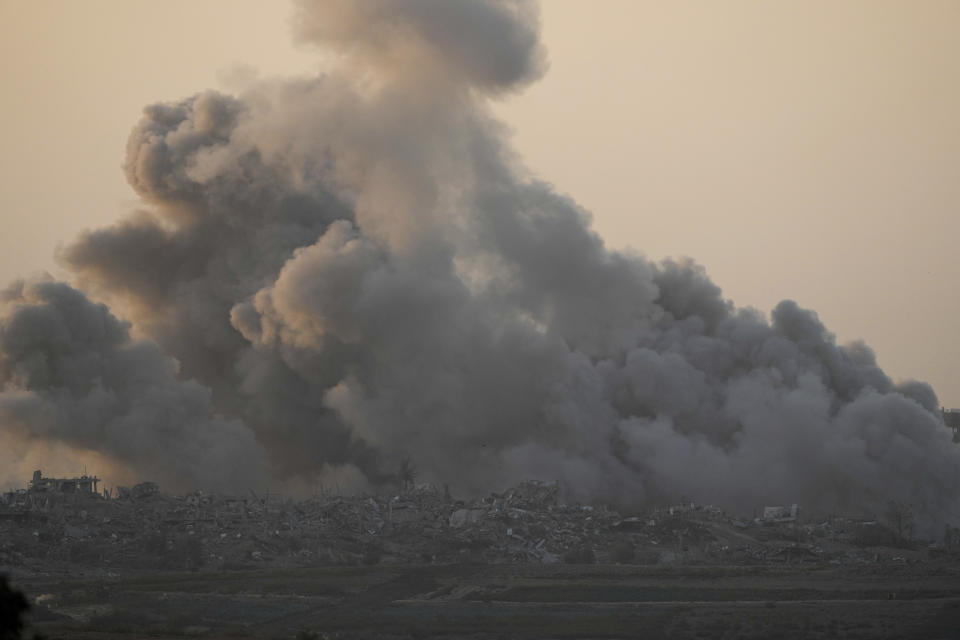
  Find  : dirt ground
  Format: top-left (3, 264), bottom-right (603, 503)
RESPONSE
top-left (10, 562), bottom-right (960, 639)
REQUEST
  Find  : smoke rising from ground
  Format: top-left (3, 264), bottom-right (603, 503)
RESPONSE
top-left (1, 0), bottom-right (957, 531)
top-left (0, 279), bottom-right (264, 492)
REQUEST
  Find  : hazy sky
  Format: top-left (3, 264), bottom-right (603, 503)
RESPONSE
top-left (2, 0), bottom-right (958, 407)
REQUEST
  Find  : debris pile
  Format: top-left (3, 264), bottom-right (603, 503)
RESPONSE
top-left (1, 479), bottom-right (956, 575)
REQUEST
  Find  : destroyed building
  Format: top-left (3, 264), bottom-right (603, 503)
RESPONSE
top-left (28, 469), bottom-right (100, 494)
top-left (4, 465), bottom-right (958, 578)
top-left (761, 504), bottom-right (800, 523)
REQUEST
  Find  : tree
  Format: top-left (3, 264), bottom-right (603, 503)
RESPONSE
top-left (0, 574), bottom-right (29, 640)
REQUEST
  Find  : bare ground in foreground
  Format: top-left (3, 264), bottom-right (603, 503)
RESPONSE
top-left (10, 562), bottom-right (960, 640)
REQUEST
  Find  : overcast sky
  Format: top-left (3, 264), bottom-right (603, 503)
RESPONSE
top-left (2, 0), bottom-right (958, 407)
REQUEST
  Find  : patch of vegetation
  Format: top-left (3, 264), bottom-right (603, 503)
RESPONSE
top-left (0, 574), bottom-right (44, 640)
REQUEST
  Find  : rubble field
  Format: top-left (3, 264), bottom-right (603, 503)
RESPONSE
top-left (3, 481), bottom-right (960, 638)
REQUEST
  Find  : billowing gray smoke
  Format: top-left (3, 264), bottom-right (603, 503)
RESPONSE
top-left (0, 279), bottom-right (264, 491)
top-left (1, 0), bottom-right (957, 530)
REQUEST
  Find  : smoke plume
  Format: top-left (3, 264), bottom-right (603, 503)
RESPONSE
top-left (0, 279), bottom-right (263, 492)
top-left (1, 0), bottom-right (957, 531)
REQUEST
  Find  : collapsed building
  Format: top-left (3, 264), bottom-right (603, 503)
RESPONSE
top-left (28, 470), bottom-right (100, 495)
top-left (2, 468), bottom-right (958, 576)
top-left (761, 504), bottom-right (800, 523)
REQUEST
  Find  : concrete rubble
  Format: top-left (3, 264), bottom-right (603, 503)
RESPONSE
top-left (1, 478), bottom-right (956, 574)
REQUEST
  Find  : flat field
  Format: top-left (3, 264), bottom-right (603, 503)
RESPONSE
top-left (13, 562), bottom-right (960, 639)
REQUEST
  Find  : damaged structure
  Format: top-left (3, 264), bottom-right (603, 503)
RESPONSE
top-left (28, 469), bottom-right (100, 495)
top-left (761, 504), bottom-right (800, 523)
top-left (2, 471), bottom-right (958, 575)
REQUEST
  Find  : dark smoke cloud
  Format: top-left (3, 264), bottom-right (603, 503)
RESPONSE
top-left (1, 0), bottom-right (957, 531)
top-left (0, 279), bottom-right (264, 492)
